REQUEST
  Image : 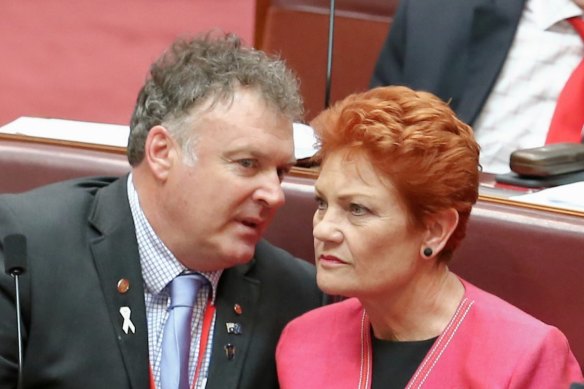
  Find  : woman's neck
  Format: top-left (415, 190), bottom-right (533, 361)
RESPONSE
top-left (361, 266), bottom-right (464, 342)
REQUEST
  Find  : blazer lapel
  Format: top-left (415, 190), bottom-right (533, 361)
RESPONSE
top-left (457, 0), bottom-right (527, 124)
top-left (88, 176), bottom-right (150, 389)
top-left (205, 261), bottom-right (260, 389)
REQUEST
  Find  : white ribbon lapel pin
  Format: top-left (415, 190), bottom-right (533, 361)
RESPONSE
top-left (119, 306), bottom-right (136, 334)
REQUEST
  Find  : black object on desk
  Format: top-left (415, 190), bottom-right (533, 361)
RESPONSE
top-left (495, 170), bottom-right (584, 189)
top-left (496, 143), bottom-right (584, 188)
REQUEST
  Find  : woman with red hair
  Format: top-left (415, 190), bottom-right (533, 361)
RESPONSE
top-left (276, 86), bottom-right (583, 388)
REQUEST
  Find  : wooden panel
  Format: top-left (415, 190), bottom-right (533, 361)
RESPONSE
top-left (256, 0), bottom-right (396, 121)
top-left (262, 8), bottom-right (390, 120)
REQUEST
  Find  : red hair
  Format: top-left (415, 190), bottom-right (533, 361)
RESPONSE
top-left (311, 86), bottom-right (480, 261)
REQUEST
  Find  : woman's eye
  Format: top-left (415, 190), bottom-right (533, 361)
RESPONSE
top-left (315, 196), bottom-right (327, 210)
top-left (349, 203), bottom-right (368, 216)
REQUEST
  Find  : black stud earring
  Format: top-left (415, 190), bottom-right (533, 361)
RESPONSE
top-left (423, 247), bottom-right (433, 257)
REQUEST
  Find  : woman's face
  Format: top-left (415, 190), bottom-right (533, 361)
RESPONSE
top-left (313, 150), bottom-right (425, 300)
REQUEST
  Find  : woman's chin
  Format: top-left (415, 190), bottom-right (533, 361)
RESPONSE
top-left (316, 275), bottom-right (353, 298)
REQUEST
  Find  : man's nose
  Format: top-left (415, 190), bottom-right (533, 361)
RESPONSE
top-left (254, 171), bottom-right (286, 209)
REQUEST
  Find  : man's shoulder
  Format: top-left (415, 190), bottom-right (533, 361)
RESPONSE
top-left (290, 297), bottom-right (360, 324)
top-left (241, 239), bottom-right (319, 293)
top-left (0, 176), bottom-right (124, 224)
top-left (254, 239), bottom-right (314, 271)
top-left (2, 176), bottom-right (121, 200)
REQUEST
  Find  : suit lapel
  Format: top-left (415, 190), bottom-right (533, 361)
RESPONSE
top-left (205, 261), bottom-right (260, 389)
top-left (88, 176), bottom-right (150, 389)
top-left (457, 0), bottom-right (527, 124)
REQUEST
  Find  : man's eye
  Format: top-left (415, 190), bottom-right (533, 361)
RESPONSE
top-left (349, 203), bottom-right (368, 216)
top-left (276, 167), bottom-right (291, 182)
top-left (238, 159), bottom-right (257, 169)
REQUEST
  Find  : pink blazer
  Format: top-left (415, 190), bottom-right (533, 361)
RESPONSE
top-left (276, 278), bottom-right (583, 388)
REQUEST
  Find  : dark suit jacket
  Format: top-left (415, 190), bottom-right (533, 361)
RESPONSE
top-left (371, 0), bottom-right (527, 126)
top-left (0, 176), bottom-right (324, 389)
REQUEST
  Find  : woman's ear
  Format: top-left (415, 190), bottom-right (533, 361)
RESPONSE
top-left (144, 125), bottom-right (177, 182)
top-left (421, 208), bottom-right (459, 258)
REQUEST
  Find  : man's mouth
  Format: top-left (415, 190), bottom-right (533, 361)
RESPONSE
top-left (240, 216), bottom-right (263, 230)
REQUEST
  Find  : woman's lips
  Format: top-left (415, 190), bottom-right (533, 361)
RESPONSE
top-left (319, 254), bottom-right (347, 265)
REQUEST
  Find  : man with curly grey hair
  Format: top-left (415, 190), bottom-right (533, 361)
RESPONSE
top-left (0, 32), bottom-right (324, 389)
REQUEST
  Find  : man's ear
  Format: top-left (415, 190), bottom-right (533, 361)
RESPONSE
top-left (421, 208), bottom-right (459, 258)
top-left (144, 125), bottom-right (177, 181)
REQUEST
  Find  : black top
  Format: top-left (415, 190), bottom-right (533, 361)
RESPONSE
top-left (371, 335), bottom-right (437, 389)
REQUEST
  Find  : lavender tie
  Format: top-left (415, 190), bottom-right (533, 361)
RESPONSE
top-left (160, 273), bottom-right (207, 389)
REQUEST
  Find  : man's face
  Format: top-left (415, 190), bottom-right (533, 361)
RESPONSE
top-left (161, 88), bottom-right (295, 271)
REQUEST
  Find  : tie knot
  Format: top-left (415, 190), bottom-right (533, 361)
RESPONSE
top-left (168, 273), bottom-right (207, 309)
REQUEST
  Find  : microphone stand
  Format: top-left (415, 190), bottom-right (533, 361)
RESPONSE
top-left (324, 0), bottom-right (336, 109)
top-left (4, 234), bottom-right (27, 389)
top-left (12, 270), bottom-right (24, 389)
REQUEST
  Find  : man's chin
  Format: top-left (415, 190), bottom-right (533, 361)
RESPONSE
top-left (222, 244), bottom-right (256, 267)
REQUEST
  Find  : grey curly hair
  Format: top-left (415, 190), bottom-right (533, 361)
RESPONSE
top-left (127, 32), bottom-right (304, 166)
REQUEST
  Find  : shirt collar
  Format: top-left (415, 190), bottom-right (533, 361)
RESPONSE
top-left (529, 0), bottom-right (583, 30)
top-left (127, 173), bottom-right (222, 302)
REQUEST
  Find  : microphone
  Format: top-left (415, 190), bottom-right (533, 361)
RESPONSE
top-left (3, 233), bottom-right (28, 389)
top-left (4, 234), bottom-right (27, 276)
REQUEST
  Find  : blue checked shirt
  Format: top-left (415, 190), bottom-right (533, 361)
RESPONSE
top-left (127, 175), bottom-right (222, 388)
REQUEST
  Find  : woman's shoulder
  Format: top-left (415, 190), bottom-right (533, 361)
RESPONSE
top-left (278, 298), bottom-right (365, 364)
top-left (449, 278), bottom-right (583, 386)
top-left (280, 297), bottom-right (364, 342)
top-left (460, 277), bottom-right (566, 341)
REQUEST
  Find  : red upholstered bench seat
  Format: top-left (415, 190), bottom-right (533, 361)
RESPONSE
top-left (1, 137), bottom-right (583, 369)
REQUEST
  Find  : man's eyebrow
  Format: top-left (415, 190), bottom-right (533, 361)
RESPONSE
top-left (227, 148), bottom-right (296, 165)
